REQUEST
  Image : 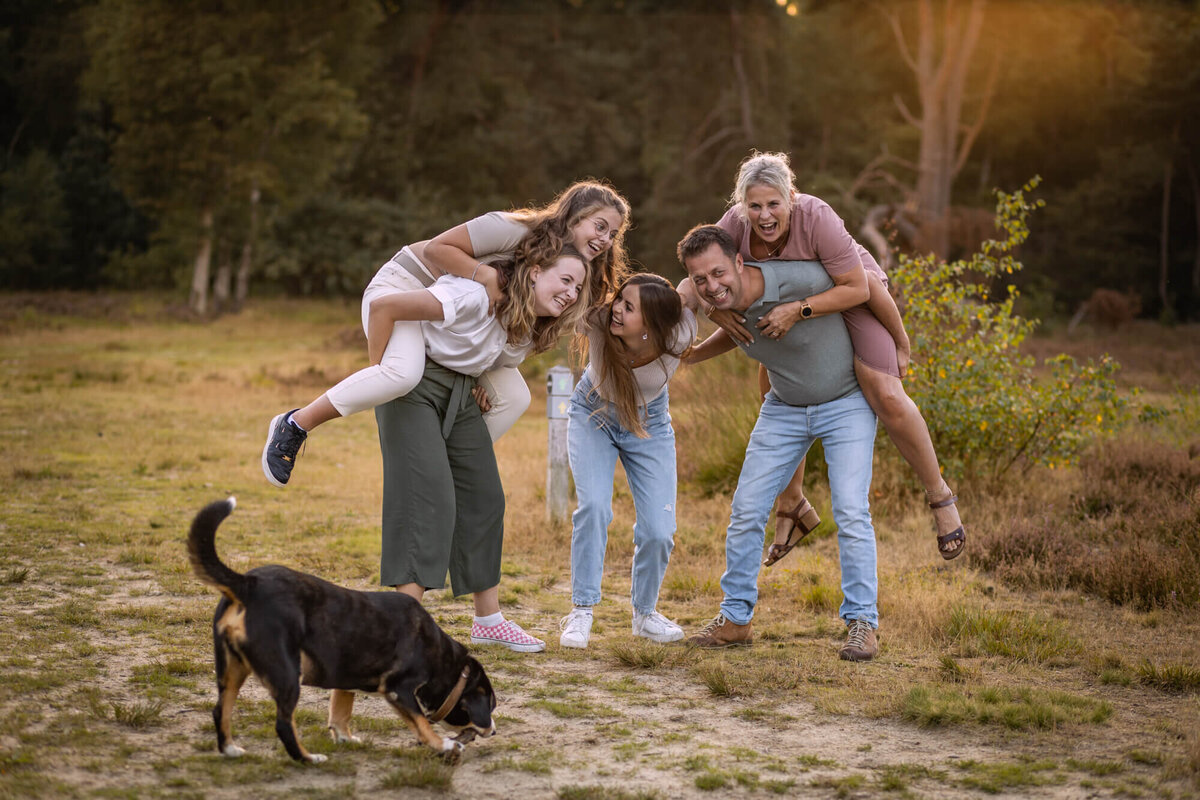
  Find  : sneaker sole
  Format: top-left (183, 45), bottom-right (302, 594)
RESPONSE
top-left (262, 413), bottom-right (289, 488)
top-left (559, 637), bottom-right (589, 649)
top-left (634, 629), bottom-right (684, 643)
top-left (471, 635), bottom-right (545, 653)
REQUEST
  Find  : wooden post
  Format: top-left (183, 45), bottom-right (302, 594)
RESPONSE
top-left (545, 365), bottom-right (572, 522)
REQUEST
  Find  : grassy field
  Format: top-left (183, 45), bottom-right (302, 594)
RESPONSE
top-left (1, 292), bottom-right (1198, 800)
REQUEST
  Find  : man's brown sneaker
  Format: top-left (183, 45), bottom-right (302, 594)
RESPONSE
top-left (686, 613), bottom-right (753, 648)
top-left (838, 619), bottom-right (878, 661)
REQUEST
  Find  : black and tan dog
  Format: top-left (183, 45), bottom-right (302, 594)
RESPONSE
top-left (187, 497), bottom-right (495, 763)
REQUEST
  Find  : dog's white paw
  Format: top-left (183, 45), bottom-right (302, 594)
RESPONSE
top-left (440, 736), bottom-right (464, 754)
top-left (306, 752), bottom-right (328, 764)
top-left (328, 728), bottom-right (361, 744)
top-left (221, 743), bottom-right (245, 758)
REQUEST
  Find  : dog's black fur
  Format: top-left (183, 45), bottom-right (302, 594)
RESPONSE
top-left (187, 498), bottom-right (495, 762)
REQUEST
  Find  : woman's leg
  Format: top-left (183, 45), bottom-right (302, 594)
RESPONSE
top-left (566, 396), bottom-right (620, 609)
top-left (617, 397), bottom-right (677, 617)
top-left (298, 313), bottom-right (425, 429)
top-left (477, 366), bottom-right (532, 442)
top-left (264, 266), bottom-right (427, 487)
top-left (853, 359), bottom-right (965, 556)
top-left (292, 264), bottom-right (428, 432)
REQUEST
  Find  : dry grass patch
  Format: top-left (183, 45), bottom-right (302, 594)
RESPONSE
top-left (3, 297), bottom-right (1199, 799)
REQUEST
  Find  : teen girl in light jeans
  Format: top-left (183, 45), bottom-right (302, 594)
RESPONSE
top-left (559, 274), bottom-right (697, 649)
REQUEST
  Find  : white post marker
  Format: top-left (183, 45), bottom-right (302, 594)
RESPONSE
top-left (545, 365), bottom-right (573, 522)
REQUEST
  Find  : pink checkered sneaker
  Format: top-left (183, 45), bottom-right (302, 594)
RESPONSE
top-left (470, 619), bottom-right (546, 653)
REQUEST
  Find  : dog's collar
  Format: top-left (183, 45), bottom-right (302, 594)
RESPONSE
top-left (425, 665), bottom-right (471, 723)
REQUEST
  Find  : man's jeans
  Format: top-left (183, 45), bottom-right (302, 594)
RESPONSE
top-left (567, 375), bottom-right (677, 615)
top-left (719, 389), bottom-right (879, 627)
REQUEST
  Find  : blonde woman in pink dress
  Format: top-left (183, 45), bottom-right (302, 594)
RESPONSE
top-left (712, 151), bottom-right (965, 563)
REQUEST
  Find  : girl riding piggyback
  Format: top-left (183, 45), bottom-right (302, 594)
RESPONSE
top-left (261, 182), bottom-right (630, 488)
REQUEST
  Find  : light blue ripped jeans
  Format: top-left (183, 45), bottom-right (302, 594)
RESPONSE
top-left (719, 388), bottom-right (879, 627)
top-left (567, 374), bottom-right (677, 615)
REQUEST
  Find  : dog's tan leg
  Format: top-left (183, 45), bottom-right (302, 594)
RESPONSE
top-left (327, 689), bottom-right (361, 744)
top-left (215, 653), bottom-right (250, 757)
top-left (385, 697), bottom-right (463, 756)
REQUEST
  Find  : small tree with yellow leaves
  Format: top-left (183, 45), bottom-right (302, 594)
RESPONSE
top-left (889, 178), bottom-right (1127, 485)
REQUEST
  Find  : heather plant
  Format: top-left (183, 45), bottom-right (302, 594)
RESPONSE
top-left (890, 178), bottom-right (1127, 485)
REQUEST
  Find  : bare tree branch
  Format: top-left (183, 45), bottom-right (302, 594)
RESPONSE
top-left (893, 93), bottom-right (920, 127)
top-left (878, 1), bottom-right (918, 74)
top-left (953, 47), bottom-right (1000, 177)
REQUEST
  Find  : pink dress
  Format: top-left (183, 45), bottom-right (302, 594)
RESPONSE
top-left (717, 194), bottom-right (899, 377)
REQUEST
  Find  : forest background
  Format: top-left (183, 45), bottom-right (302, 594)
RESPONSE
top-left (2, 0), bottom-right (1199, 322)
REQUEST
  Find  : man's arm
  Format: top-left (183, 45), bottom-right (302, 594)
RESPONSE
top-left (677, 278), bottom-right (740, 363)
top-left (686, 328), bottom-right (738, 364)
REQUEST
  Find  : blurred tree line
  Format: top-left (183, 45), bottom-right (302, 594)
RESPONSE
top-left (1, 0), bottom-right (1197, 320)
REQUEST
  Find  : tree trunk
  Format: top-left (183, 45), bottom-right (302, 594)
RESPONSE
top-left (729, 6), bottom-right (756, 144)
top-left (212, 238), bottom-right (232, 315)
top-left (188, 207), bottom-right (214, 315)
top-left (1160, 156), bottom-right (1173, 313)
top-left (235, 182), bottom-right (260, 310)
top-left (888, 0), bottom-right (993, 257)
top-left (1188, 154), bottom-right (1200, 299)
top-left (403, 2), bottom-right (452, 152)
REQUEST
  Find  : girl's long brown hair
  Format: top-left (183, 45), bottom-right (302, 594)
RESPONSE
top-left (583, 273), bottom-right (687, 437)
top-left (510, 180), bottom-right (631, 309)
top-left (494, 244), bottom-right (590, 355)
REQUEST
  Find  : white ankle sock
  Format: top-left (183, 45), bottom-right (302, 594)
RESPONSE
top-left (474, 612), bottom-right (503, 627)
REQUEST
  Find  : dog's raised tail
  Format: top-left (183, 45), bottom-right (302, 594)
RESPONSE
top-left (187, 497), bottom-right (248, 603)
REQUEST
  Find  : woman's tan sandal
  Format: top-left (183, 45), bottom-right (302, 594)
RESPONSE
top-left (763, 499), bottom-right (821, 567)
top-left (929, 492), bottom-right (966, 560)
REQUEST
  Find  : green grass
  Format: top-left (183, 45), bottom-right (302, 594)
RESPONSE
top-left (1136, 660), bottom-right (1200, 693)
top-left (944, 606), bottom-right (1081, 664)
top-left (557, 787), bottom-right (662, 800)
top-left (378, 748), bottom-right (456, 791)
top-left (900, 685), bottom-right (1113, 729)
top-left (954, 758), bottom-right (1061, 793)
top-left (1, 294), bottom-right (1198, 798)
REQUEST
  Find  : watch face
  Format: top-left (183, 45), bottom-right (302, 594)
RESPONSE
top-left (801, 304), bottom-right (813, 318)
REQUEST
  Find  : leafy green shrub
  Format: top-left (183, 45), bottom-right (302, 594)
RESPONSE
top-left (890, 178), bottom-right (1127, 485)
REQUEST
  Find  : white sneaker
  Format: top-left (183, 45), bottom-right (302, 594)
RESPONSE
top-left (559, 609), bottom-right (593, 649)
top-left (632, 610), bottom-right (684, 643)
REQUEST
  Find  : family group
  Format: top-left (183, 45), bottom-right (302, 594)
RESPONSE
top-left (259, 151), bottom-right (967, 664)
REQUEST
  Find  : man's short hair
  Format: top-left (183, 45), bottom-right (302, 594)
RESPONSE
top-left (676, 224), bottom-right (738, 266)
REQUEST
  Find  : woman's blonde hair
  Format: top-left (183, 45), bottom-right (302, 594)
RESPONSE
top-left (495, 244), bottom-right (590, 355)
top-left (511, 180), bottom-right (632, 307)
top-left (728, 151), bottom-right (796, 218)
top-left (583, 273), bottom-right (687, 437)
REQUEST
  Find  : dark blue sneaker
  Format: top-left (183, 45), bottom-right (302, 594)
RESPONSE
top-left (262, 409), bottom-right (306, 487)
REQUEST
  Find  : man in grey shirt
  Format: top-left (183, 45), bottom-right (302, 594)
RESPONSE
top-left (676, 224), bottom-right (880, 661)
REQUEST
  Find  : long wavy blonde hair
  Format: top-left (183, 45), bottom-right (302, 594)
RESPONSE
top-left (510, 181), bottom-right (631, 308)
top-left (495, 244), bottom-right (590, 355)
top-left (582, 273), bottom-right (687, 437)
